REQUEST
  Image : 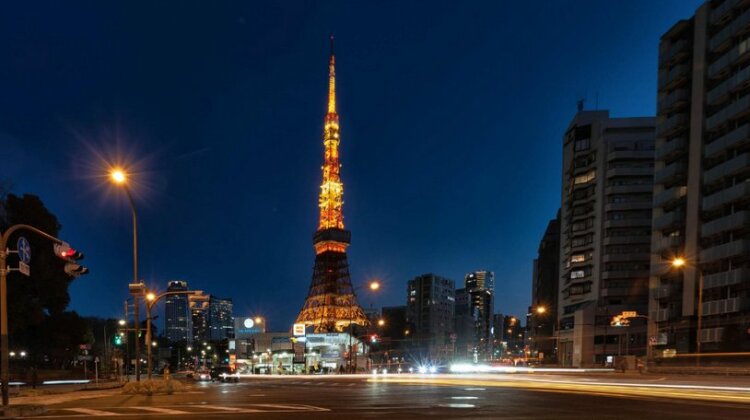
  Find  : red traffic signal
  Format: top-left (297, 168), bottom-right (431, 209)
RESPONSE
top-left (54, 242), bottom-right (89, 277)
top-left (370, 334), bottom-right (378, 343)
top-left (54, 243), bottom-right (84, 260)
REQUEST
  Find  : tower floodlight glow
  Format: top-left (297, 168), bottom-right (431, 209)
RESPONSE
top-left (671, 257), bottom-right (686, 268)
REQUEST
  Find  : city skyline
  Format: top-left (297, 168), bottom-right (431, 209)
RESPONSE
top-left (0, 1), bottom-right (703, 329)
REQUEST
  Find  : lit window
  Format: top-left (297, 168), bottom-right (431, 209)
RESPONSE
top-left (571, 254), bottom-right (586, 263)
top-left (570, 270), bottom-right (586, 279)
top-left (574, 170), bottom-right (596, 185)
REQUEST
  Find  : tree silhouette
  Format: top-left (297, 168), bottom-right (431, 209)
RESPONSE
top-left (1, 193), bottom-right (89, 368)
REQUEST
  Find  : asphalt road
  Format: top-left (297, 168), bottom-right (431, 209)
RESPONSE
top-left (26, 375), bottom-right (750, 419)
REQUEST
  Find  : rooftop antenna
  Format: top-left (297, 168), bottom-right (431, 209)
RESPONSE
top-left (577, 99), bottom-right (585, 112)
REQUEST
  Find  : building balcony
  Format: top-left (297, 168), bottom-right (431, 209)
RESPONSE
top-left (605, 201), bottom-right (652, 212)
top-left (601, 287), bottom-right (641, 298)
top-left (702, 180), bottom-right (750, 211)
top-left (701, 211), bottom-right (750, 237)
top-left (601, 270), bottom-right (649, 280)
top-left (655, 137), bottom-right (687, 161)
top-left (707, 65), bottom-right (750, 106)
top-left (602, 253), bottom-right (651, 263)
top-left (711, 0), bottom-right (741, 25)
top-left (699, 239), bottom-right (750, 263)
top-left (607, 167), bottom-right (654, 178)
top-left (659, 40), bottom-right (691, 66)
top-left (704, 268), bottom-right (750, 289)
top-left (653, 210), bottom-right (685, 231)
top-left (709, 43), bottom-right (748, 79)
top-left (703, 153), bottom-right (750, 184)
top-left (654, 283), bottom-right (679, 300)
top-left (605, 184), bottom-right (653, 195)
top-left (654, 308), bottom-right (670, 322)
top-left (604, 235), bottom-right (650, 246)
top-left (653, 235), bottom-right (684, 253)
top-left (710, 7), bottom-right (750, 52)
top-left (659, 64), bottom-right (691, 91)
top-left (705, 124), bottom-right (750, 158)
top-left (653, 161), bottom-right (687, 185)
top-left (659, 88), bottom-right (690, 112)
top-left (656, 113), bottom-right (688, 137)
top-left (607, 150), bottom-right (655, 162)
top-left (603, 218), bottom-right (653, 229)
top-left (706, 95), bottom-right (750, 131)
top-left (703, 297), bottom-right (750, 316)
top-left (653, 185), bottom-right (687, 208)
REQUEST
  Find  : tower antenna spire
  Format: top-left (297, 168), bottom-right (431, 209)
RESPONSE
top-left (327, 35), bottom-right (336, 114)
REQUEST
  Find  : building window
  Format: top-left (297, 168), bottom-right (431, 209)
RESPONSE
top-left (570, 270), bottom-right (588, 279)
top-left (574, 170), bottom-right (596, 185)
top-left (571, 254), bottom-right (586, 263)
top-left (574, 138), bottom-right (591, 152)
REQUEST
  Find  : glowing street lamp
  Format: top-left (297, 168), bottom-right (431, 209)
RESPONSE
top-left (377, 319), bottom-right (385, 327)
top-left (671, 257), bottom-right (686, 268)
top-left (145, 292), bottom-right (156, 302)
top-left (536, 306), bottom-right (547, 315)
top-left (110, 168), bottom-right (127, 184)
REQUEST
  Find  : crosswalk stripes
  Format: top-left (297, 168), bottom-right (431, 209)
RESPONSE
top-left (63, 408), bottom-right (118, 416)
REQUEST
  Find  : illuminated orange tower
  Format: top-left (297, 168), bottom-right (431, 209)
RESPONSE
top-left (295, 37), bottom-right (368, 332)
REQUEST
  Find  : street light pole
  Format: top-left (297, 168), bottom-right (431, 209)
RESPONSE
top-left (110, 169), bottom-right (142, 382)
top-left (124, 187), bottom-right (141, 382)
top-left (670, 257), bottom-right (704, 367)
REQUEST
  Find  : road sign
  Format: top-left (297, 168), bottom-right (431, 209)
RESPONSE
top-left (293, 323), bottom-right (305, 336)
top-left (77, 355), bottom-right (93, 361)
top-left (17, 237), bottom-right (31, 264)
top-left (18, 262), bottom-right (30, 276)
top-left (621, 311), bottom-right (637, 318)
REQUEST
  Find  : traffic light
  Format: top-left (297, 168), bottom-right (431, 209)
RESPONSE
top-left (54, 242), bottom-right (89, 277)
top-left (370, 334), bottom-right (378, 343)
top-left (114, 334), bottom-right (123, 346)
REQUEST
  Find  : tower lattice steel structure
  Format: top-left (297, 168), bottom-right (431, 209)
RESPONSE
top-left (295, 37), bottom-right (368, 333)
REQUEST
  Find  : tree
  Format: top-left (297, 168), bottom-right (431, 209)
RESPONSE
top-left (1, 193), bottom-right (89, 368)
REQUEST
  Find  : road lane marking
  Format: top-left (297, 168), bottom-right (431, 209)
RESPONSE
top-left (133, 407), bottom-right (190, 415)
top-left (65, 408), bottom-right (121, 416)
top-left (193, 405), bottom-right (252, 412)
top-left (253, 403), bottom-right (329, 411)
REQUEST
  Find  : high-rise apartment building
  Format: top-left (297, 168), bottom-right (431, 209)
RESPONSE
top-left (164, 281), bottom-right (192, 343)
top-left (557, 110), bottom-right (656, 367)
top-left (529, 212), bottom-right (560, 363)
top-left (464, 271), bottom-right (495, 361)
top-left (406, 274), bottom-right (456, 356)
top-left (454, 288), bottom-right (475, 360)
top-left (208, 296), bottom-right (234, 341)
top-left (651, 1), bottom-right (750, 356)
top-left (190, 293), bottom-right (210, 344)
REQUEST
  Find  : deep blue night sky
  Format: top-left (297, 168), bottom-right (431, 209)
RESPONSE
top-left (1, 1), bottom-right (703, 331)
